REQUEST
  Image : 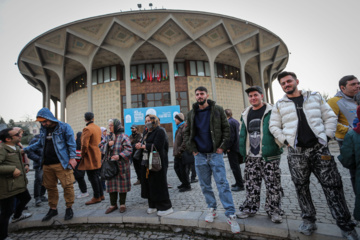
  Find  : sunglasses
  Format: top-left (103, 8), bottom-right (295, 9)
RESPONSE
top-left (11, 132), bottom-right (21, 137)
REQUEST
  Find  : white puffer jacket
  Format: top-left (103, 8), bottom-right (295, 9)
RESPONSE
top-left (269, 90), bottom-right (337, 147)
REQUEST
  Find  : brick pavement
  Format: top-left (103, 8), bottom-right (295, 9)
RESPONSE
top-left (8, 140), bottom-right (359, 239)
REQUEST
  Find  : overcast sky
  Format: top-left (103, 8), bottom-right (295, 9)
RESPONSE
top-left (0, 0), bottom-right (359, 123)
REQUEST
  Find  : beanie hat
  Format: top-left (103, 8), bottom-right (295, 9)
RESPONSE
top-left (175, 113), bottom-right (184, 122)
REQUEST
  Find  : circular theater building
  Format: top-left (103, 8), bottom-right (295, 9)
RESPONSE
top-left (17, 9), bottom-right (289, 140)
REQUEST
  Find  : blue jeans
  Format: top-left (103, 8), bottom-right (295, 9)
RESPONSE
top-left (195, 152), bottom-right (235, 217)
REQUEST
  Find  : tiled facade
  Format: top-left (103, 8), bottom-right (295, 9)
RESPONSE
top-left (66, 88), bottom-right (88, 133)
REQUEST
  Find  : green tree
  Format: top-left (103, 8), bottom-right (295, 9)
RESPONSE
top-left (8, 119), bottom-right (15, 127)
top-left (0, 117), bottom-right (5, 124)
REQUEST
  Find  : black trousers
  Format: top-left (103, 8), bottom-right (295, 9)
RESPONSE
top-left (87, 169), bottom-right (104, 198)
top-left (133, 158), bottom-right (142, 180)
top-left (73, 161), bottom-right (87, 193)
top-left (227, 151), bottom-right (244, 188)
top-left (0, 189), bottom-right (31, 240)
top-left (174, 156), bottom-right (191, 187)
top-left (190, 163), bottom-right (197, 181)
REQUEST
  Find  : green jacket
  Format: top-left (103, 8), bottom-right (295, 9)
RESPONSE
top-left (239, 103), bottom-right (283, 161)
top-left (338, 130), bottom-right (360, 220)
top-left (184, 99), bottom-right (230, 153)
top-left (0, 142), bottom-right (28, 199)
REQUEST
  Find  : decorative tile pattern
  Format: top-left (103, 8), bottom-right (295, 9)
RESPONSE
top-left (66, 88), bottom-right (88, 133)
top-left (81, 23), bottom-right (103, 35)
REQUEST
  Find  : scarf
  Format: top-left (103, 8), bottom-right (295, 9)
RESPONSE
top-left (353, 105), bottom-right (360, 134)
top-left (112, 118), bottom-right (124, 135)
top-left (100, 127), bottom-right (107, 140)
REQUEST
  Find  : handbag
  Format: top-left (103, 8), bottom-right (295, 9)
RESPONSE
top-left (100, 143), bottom-right (119, 180)
top-left (133, 149), bottom-right (143, 160)
top-left (149, 144), bottom-right (162, 172)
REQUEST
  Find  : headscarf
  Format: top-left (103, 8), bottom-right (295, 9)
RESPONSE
top-left (76, 132), bottom-right (82, 150)
top-left (112, 118), bottom-right (124, 135)
top-left (100, 127), bottom-right (107, 140)
top-left (146, 114), bottom-right (160, 132)
top-left (353, 105), bottom-right (360, 134)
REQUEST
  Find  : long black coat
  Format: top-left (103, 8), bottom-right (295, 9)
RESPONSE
top-left (140, 126), bottom-right (170, 202)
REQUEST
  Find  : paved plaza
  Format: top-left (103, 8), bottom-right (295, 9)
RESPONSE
top-left (7, 140), bottom-right (360, 239)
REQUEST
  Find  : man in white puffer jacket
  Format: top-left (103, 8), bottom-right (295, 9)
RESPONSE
top-left (269, 71), bottom-right (358, 240)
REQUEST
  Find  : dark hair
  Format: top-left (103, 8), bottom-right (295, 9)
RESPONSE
top-left (277, 71), bottom-right (297, 82)
top-left (76, 132), bottom-right (82, 150)
top-left (224, 109), bottom-right (232, 117)
top-left (0, 127), bottom-right (13, 142)
top-left (339, 75), bottom-right (357, 89)
top-left (84, 112), bottom-right (94, 121)
top-left (195, 86), bottom-right (208, 93)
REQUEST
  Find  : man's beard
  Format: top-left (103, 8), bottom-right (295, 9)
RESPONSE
top-left (285, 86), bottom-right (296, 95)
top-left (198, 99), bottom-right (207, 105)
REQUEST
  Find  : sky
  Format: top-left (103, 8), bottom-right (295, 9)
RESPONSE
top-left (0, 0), bottom-right (359, 123)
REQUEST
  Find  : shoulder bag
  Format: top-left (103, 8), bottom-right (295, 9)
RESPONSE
top-left (100, 143), bottom-right (119, 180)
top-left (149, 144), bottom-right (162, 172)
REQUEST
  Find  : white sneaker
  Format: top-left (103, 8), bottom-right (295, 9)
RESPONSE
top-left (227, 215), bottom-right (241, 233)
top-left (205, 208), bottom-right (217, 222)
top-left (157, 208), bottom-right (174, 216)
top-left (11, 212), bottom-right (33, 223)
top-left (77, 192), bottom-right (89, 199)
top-left (147, 208), bottom-right (157, 214)
top-left (236, 211), bottom-right (255, 219)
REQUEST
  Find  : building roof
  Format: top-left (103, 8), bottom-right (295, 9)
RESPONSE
top-left (17, 9), bottom-right (289, 99)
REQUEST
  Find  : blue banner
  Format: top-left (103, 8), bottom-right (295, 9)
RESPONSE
top-left (124, 105), bottom-right (181, 139)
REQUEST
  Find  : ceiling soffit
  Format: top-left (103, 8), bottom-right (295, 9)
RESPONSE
top-left (66, 34), bottom-right (96, 56)
top-left (198, 25), bottom-right (230, 49)
top-left (68, 17), bottom-right (113, 41)
top-left (92, 48), bottom-right (123, 69)
top-left (259, 29), bottom-right (278, 49)
top-left (215, 47), bottom-right (240, 68)
top-left (151, 20), bottom-right (189, 47)
top-left (27, 62), bottom-right (44, 76)
top-left (175, 43), bottom-right (207, 61)
top-left (64, 58), bottom-right (85, 84)
top-left (172, 13), bottom-right (220, 35)
top-left (39, 48), bottom-right (63, 65)
top-left (223, 19), bottom-right (257, 42)
top-left (260, 48), bottom-right (276, 62)
top-left (131, 42), bottom-right (166, 62)
top-left (37, 29), bottom-right (66, 51)
top-left (236, 34), bottom-right (258, 54)
top-left (116, 13), bottom-right (168, 34)
top-left (103, 23), bottom-right (140, 48)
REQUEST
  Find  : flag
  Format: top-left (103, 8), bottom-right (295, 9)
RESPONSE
top-left (162, 70), bottom-right (165, 81)
top-left (157, 70), bottom-right (160, 82)
top-left (175, 69), bottom-right (178, 77)
top-left (147, 71), bottom-right (150, 81)
top-left (143, 70), bottom-right (146, 81)
top-left (152, 69), bottom-right (155, 80)
top-left (131, 73), bottom-right (134, 81)
top-left (140, 72), bottom-right (143, 83)
top-left (165, 69), bottom-right (168, 80)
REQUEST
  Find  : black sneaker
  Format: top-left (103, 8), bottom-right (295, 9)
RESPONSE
top-left (64, 208), bottom-right (73, 220)
top-left (179, 186), bottom-right (191, 192)
top-left (231, 185), bottom-right (245, 192)
top-left (190, 179), bottom-right (198, 183)
top-left (42, 209), bottom-right (58, 222)
top-left (40, 196), bottom-right (48, 202)
top-left (177, 184), bottom-right (185, 189)
top-left (231, 183), bottom-right (237, 187)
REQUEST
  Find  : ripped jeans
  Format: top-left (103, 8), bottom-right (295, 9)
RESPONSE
top-left (288, 144), bottom-right (354, 231)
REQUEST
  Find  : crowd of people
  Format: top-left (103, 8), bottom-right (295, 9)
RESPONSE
top-left (0, 71), bottom-right (359, 240)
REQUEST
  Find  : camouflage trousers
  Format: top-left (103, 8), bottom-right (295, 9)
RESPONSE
top-left (288, 144), bottom-right (354, 231)
top-left (239, 156), bottom-right (284, 216)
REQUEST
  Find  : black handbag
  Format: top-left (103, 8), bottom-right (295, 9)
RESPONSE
top-left (133, 149), bottom-right (143, 160)
top-left (149, 144), bottom-right (162, 172)
top-left (100, 143), bottom-right (119, 180)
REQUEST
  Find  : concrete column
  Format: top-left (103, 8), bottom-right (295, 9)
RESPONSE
top-left (125, 61), bottom-right (131, 109)
top-left (259, 67), bottom-right (267, 102)
top-left (240, 65), bottom-right (248, 107)
top-left (86, 66), bottom-right (93, 111)
top-left (269, 76), bottom-right (274, 104)
top-left (59, 68), bottom-right (66, 122)
top-left (168, 60), bottom-right (176, 105)
top-left (209, 60), bottom-right (217, 101)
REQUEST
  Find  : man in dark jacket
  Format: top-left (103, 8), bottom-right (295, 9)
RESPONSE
top-left (23, 108), bottom-right (77, 222)
top-left (184, 86), bottom-right (240, 234)
top-left (237, 86), bottom-right (283, 224)
top-left (0, 127), bottom-right (32, 240)
top-left (27, 134), bottom-right (47, 206)
top-left (225, 109), bottom-right (244, 192)
top-left (173, 113), bottom-right (193, 192)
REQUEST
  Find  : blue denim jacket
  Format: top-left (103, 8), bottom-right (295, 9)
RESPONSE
top-left (24, 108), bottom-right (76, 170)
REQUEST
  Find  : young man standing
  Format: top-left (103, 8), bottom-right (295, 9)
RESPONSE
top-left (328, 75), bottom-right (360, 193)
top-left (184, 86), bottom-right (240, 234)
top-left (269, 71), bottom-right (358, 239)
top-left (237, 86), bottom-right (284, 223)
top-left (80, 112), bottom-right (104, 205)
top-left (0, 127), bottom-right (32, 240)
top-left (23, 108), bottom-right (77, 222)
